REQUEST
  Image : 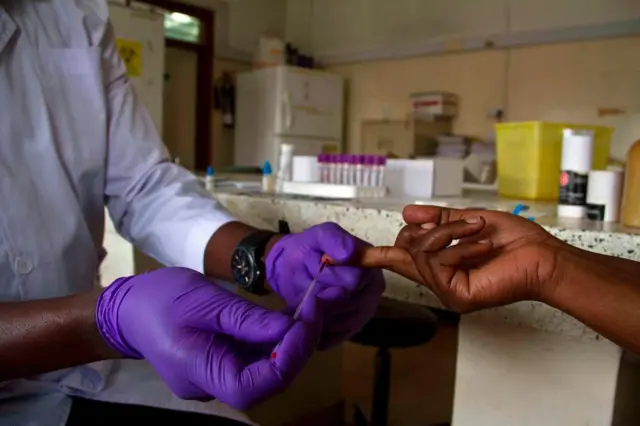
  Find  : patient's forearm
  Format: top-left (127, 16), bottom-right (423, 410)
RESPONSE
top-left (0, 289), bottom-right (120, 380)
top-left (546, 248), bottom-right (640, 353)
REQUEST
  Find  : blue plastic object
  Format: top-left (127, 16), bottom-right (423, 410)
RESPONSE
top-left (512, 203), bottom-right (536, 222)
top-left (512, 203), bottom-right (524, 216)
top-left (206, 166), bottom-right (214, 176)
top-left (262, 161), bottom-right (273, 176)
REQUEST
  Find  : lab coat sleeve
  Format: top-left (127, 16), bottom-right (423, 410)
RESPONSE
top-left (100, 21), bottom-right (236, 273)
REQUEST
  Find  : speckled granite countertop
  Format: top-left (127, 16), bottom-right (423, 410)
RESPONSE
top-left (212, 188), bottom-right (640, 341)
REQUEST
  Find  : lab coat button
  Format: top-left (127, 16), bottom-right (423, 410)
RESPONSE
top-left (13, 257), bottom-right (33, 275)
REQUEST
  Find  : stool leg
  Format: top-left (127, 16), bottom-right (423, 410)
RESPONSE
top-left (371, 346), bottom-right (391, 426)
top-left (278, 220), bottom-right (291, 234)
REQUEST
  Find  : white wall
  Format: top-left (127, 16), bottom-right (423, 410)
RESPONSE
top-left (286, 0), bottom-right (640, 64)
top-left (283, 0), bottom-right (640, 160)
top-left (108, 0), bottom-right (286, 61)
top-left (181, 0), bottom-right (287, 60)
top-left (284, 0), bottom-right (313, 53)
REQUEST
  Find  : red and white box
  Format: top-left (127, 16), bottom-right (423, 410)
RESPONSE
top-left (410, 91), bottom-right (458, 118)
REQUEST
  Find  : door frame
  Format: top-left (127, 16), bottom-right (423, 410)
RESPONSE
top-left (136, 0), bottom-right (215, 171)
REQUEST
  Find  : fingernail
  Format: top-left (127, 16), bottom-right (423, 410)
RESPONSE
top-left (465, 217), bottom-right (480, 224)
top-left (421, 223), bottom-right (436, 230)
top-left (478, 239), bottom-right (490, 244)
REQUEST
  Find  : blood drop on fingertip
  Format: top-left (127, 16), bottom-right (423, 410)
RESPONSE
top-left (271, 352), bottom-right (277, 360)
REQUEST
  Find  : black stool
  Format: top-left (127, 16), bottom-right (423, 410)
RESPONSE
top-left (278, 220), bottom-right (291, 234)
top-left (350, 297), bottom-right (441, 426)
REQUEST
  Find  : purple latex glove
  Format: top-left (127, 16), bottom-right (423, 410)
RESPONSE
top-left (96, 267), bottom-right (322, 410)
top-left (314, 267), bottom-right (385, 350)
top-left (266, 222), bottom-right (385, 350)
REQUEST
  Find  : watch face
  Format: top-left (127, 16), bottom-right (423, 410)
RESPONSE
top-left (231, 246), bottom-right (258, 287)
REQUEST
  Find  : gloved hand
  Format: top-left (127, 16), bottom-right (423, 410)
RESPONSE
top-left (266, 222), bottom-right (385, 350)
top-left (315, 266), bottom-right (385, 349)
top-left (96, 267), bottom-right (322, 410)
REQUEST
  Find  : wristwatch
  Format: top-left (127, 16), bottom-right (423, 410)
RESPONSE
top-left (231, 230), bottom-right (276, 295)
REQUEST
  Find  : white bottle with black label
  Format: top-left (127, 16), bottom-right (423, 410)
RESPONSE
top-left (558, 129), bottom-right (594, 219)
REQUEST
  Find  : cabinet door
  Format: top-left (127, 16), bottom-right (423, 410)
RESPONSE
top-left (275, 67), bottom-right (343, 139)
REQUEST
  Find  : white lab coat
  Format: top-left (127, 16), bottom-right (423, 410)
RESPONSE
top-left (0, 1), bottom-right (253, 424)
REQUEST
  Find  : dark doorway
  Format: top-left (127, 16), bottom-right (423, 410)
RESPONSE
top-left (139, 0), bottom-right (215, 171)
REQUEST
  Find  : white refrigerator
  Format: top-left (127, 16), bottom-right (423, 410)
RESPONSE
top-left (234, 66), bottom-right (344, 169)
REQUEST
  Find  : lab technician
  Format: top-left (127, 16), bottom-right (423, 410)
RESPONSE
top-left (0, 2), bottom-right (384, 425)
top-left (361, 205), bottom-right (640, 354)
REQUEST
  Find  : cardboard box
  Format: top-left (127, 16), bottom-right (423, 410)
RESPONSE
top-left (385, 157), bottom-right (464, 198)
top-left (254, 35), bottom-right (285, 69)
top-left (410, 91), bottom-right (458, 117)
top-left (360, 118), bottom-right (453, 158)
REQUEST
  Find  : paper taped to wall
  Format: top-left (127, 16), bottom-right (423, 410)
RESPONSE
top-left (116, 38), bottom-right (143, 77)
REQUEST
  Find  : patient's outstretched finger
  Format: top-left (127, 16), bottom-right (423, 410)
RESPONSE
top-left (435, 241), bottom-right (493, 267)
top-left (394, 224), bottom-right (431, 250)
top-left (410, 217), bottom-right (487, 255)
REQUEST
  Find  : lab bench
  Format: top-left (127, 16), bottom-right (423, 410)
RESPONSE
top-left (213, 188), bottom-right (640, 426)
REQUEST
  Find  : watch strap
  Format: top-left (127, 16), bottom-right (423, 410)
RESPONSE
top-left (240, 230), bottom-right (277, 260)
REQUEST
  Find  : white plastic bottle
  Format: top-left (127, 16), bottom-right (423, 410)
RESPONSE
top-left (276, 143), bottom-right (294, 192)
top-left (558, 129), bottom-right (594, 218)
top-left (262, 161), bottom-right (275, 193)
top-left (204, 166), bottom-right (215, 192)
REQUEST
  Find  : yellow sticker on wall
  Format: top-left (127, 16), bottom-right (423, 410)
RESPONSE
top-left (115, 38), bottom-right (142, 77)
